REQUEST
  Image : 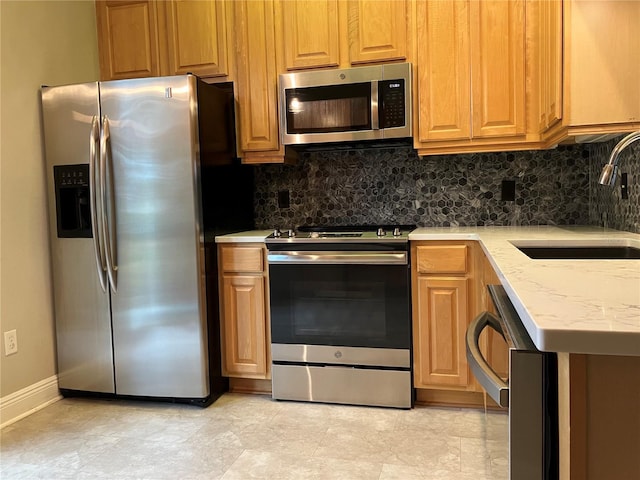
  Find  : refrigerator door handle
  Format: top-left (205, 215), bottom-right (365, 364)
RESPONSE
top-left (89, 115), bottom-right (107, 292)
top-left (100, 115), bottom-right (118, 292)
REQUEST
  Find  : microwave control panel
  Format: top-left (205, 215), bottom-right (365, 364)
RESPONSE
top-left (379, 79), bottom-right (406, 129)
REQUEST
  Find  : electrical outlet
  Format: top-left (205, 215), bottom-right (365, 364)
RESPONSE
top-left (501, 180), bottom-right (516, 201)
top-left (4, 330), bottom-right (18, 356)
top-left (620, 172), bottom-right (629, 200)
top-left (278, 190), bottom-right (290, 209)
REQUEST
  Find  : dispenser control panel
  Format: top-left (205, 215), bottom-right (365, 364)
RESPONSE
top-left (54, 164), bottom-right (92, 238)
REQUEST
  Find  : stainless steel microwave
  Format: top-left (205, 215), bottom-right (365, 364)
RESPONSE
top-left (278, 63), bottom-right (412, 145)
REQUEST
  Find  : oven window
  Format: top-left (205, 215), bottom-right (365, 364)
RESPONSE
top-left (269, 264), bottom-right (410, 349)
top-left (285, 83), bottom-right (371, 134)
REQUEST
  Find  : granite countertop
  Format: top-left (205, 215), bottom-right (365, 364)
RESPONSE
top-left (409, 226), bottom-right (640, 356)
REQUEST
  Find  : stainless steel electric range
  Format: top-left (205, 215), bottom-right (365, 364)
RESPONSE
top-left (265, 225), bottom-right (414, 408)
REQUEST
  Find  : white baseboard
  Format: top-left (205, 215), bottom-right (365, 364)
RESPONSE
top-left (0, 375), bottom-right (61, 429)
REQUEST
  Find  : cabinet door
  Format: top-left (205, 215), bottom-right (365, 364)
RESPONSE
top-left (348, 0), bottom-right (407, 64)
top-left (96, 0), bottom-right (160, 80)
top-left (234, 0), bottom-right (280, 153)
top-left (280, 0), bottom-right (340, 70)
top-left (221, 274), bottom-right (267, 378)
top-left (414, 276), bottom-right (469, 388)
top-left (537, 0), bottom-right (562, 131)
top-left (469, 0), bottom-right (525, 138)
top-left (161, 0), bottom-right (230, 77)
top-left (565, 0), bottom-right (640, 126)
top-left (415, 0), bottom-right (470, 142)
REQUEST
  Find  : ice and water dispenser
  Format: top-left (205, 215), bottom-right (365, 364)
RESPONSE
top-left (53, 164), bottom-right (92, 238)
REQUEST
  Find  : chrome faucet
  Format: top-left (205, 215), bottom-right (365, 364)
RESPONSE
top-left (598, 130), bottom-right (640, 186)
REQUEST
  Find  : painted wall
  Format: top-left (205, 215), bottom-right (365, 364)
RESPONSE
top-left (0, 1), bottom-right (99, 398)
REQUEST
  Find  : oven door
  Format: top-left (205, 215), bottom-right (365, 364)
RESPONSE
top-left (268, 249), bottom-right (411, 350)
top-left (466, 285), bottom-right (558, 480)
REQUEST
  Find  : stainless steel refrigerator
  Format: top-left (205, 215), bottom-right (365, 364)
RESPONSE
top-left (41, 75), bottom-right (253, 406)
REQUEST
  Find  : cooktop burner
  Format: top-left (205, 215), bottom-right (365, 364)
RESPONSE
top-left (265, 224), bottom-right (416, 244)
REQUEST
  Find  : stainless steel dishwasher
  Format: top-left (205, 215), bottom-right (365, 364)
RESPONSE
top-left (466, 285), bottom-right (559, 480)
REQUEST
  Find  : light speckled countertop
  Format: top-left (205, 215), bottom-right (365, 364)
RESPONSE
top-left (215, 230), bottom-right (272, 243)
top-left (410, 226), bottom-right (640, 356)
top-left (216, 226), bottom-right (640, 356)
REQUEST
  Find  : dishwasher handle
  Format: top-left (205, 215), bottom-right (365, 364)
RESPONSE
top-left (466, 311), bottom-right (509, 408)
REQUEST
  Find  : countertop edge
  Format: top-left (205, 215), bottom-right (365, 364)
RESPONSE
top-left (214, 230), bottom-right (272, 243)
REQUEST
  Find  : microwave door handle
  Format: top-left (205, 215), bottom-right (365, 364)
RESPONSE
top-left (371, 80), bottom-right (379, 130)
top-left (466, 311), bottom-right (510, 407)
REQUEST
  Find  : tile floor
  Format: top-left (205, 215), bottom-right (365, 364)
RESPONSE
top-left (1, 393), bottom-right (508, 479)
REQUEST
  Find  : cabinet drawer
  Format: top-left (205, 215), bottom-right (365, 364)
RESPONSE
top-left (221, 246), bottom-right (264, 273)
top-left (416, 245), bottom-right (468, 274)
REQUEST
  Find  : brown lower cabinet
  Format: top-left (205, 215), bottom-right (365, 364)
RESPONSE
top-left (218, 244), bottom-right (270, 380)
top-left (561, 353), bottom-right (640, 480)
top-left (217, 240), bottom-right (508, 404)
top-left (411, 240), bottom-right (508, 406)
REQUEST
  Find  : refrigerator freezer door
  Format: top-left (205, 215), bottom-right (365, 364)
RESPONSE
top-left (41, 83), bottom-right (115, 393)
top-left (99, 76), bottom-right (209, 398)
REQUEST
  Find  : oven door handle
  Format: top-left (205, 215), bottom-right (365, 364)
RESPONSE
top-left (466, 311), bottom-right (510, 408)
top-left (267, 251), bottom-right (408, 265)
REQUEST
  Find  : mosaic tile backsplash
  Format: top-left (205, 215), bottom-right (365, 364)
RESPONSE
top-left (588, 135), bottom-right (640, 234)
top-left (254, 145), bottom-right (593, 229)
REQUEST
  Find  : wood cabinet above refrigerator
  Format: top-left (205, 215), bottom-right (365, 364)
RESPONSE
top-left (96, 0), bottom-right (161, 80)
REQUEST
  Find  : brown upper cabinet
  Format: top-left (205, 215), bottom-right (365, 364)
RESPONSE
top-left (159, 0), bottom-right (232, 78)
top-left (96, 0), bottom-right (233, 80)
top-left (535, 0), bottom-right (563, 133)
top-left (469, 0), bottom-right (525, 139)
top-left (347, 0), bottom-right (408, 65)
top-left (276, 0), bottom-right (409, 71)
top-left (96, 0), bottom-right (161, 80)
top-left (278, 0), bottom-right (341, 70)
top-left (95, 0), bottom-right (640, 162)
top-left (558, 0), bottom-right (640, 139)
top-left (233, 0), bottom-right (297, 164)
top-left (414, 0), bottom-right (527, 155)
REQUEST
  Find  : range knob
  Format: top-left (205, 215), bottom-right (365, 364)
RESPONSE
top-left (287, 229), bottom-right (296, 238)
top-left (376, 227), bottom-right (386, 237)
top-left (393, 227), bottom-right (401, 237)
top-left (273, 228), bottom-right (282, 238)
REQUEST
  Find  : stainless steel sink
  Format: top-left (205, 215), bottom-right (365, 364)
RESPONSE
top-left (511, 239), bottom-right (640, 260)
